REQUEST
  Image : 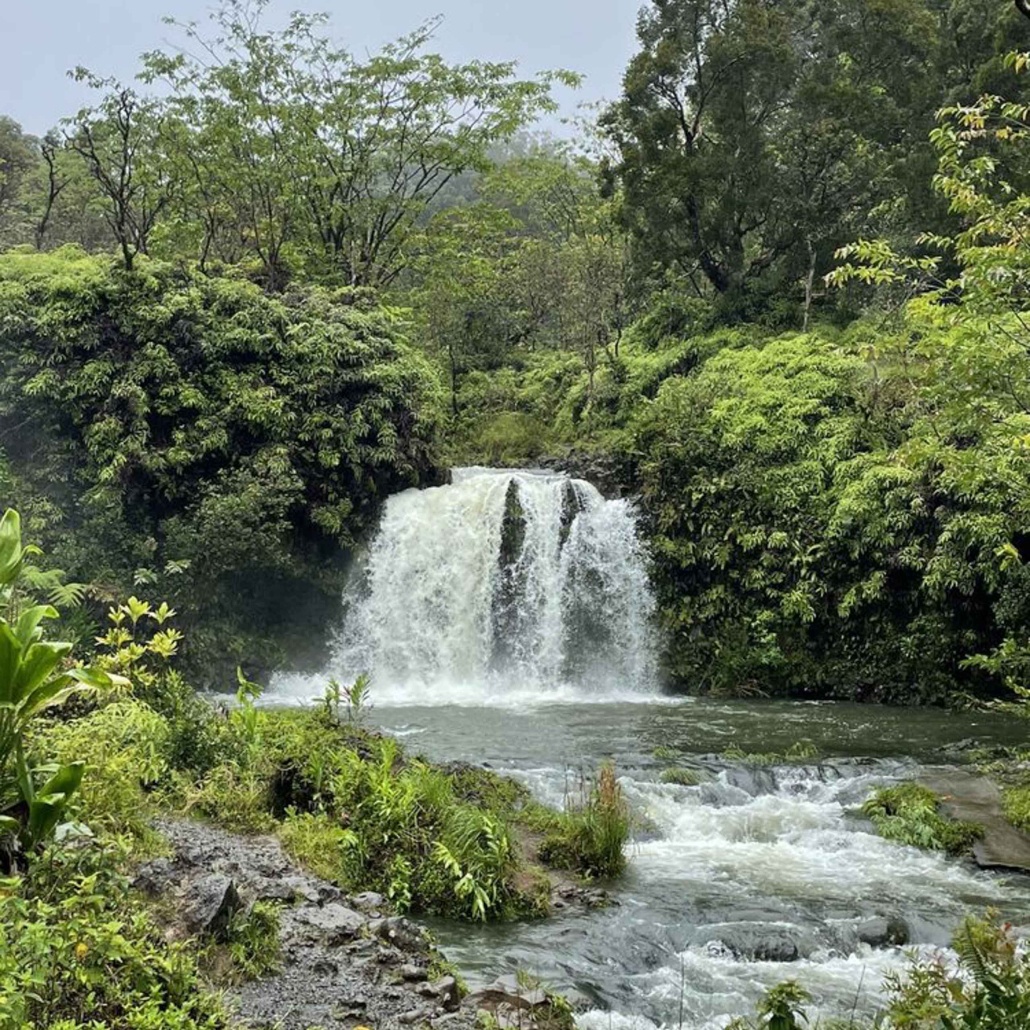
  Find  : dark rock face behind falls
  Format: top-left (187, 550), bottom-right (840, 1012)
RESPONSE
top-left (136, 819), bottom-right (571, 1030)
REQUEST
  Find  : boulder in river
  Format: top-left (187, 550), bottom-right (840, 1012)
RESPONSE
top-left (856, 916), bottom-right (910, 948)
top-left (692, 921), bottom-right (818, 963)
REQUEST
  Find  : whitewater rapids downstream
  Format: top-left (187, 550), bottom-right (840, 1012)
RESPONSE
top-left (271, 467), bottom-right (1030, 1028)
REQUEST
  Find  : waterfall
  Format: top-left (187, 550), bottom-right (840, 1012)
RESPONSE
top-left (278, 466), bottom-right (657, 704)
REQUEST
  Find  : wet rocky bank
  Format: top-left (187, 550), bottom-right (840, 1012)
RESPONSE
top-left (136, 818), bottom-right (578, 1030)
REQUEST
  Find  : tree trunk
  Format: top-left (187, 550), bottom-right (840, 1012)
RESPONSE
top-left (803, 237), bottom-right (817, 332)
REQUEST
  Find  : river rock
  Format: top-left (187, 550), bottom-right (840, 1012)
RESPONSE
top-left (693, 922), bottom-right (817, 963)
top-left (372, 915), bottom-right (428, 950)
top-left (133, 856), bottom-right (177, 896)
top-left (856, 916), bottom-right (910, 948)
top-left (420, 975), bottom-right (462, 1011)
top-left (350, 890), bottom-right (386, 914)
top-left (286, 902), bottom-right (366, 945)
top-left (470, 973), bottom-right (549, 1010)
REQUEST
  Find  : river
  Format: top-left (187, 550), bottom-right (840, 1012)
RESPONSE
top-left (363, 698), bottom-right (1030, 1030)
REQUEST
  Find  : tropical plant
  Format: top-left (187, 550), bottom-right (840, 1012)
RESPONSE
top-left (539, 762), bottom-right (630, 879)
top-left (0, 509), bottom-right (122, 867)
top-left (861, 783), bottom-right (984, 854)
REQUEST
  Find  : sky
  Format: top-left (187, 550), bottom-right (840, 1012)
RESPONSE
top-left (0, 0), bottom-right (640, 136)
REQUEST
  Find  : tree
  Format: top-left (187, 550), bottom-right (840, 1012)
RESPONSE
top-left (602, 0), bottom-right (943, 319)
top-left (67, 76), bottom-right (173, 270)
top-left (142, 0), bottom-right (572, 290)
top-left (0, 118), bottom-right (38, 248)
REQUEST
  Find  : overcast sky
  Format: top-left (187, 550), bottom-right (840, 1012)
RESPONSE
top-left (0, 0), bottom-right (639, 136)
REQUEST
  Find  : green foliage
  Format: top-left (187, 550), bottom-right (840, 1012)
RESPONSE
top-left (320, 675), bottom-right (371, 726)
top-left (723, 741), bottom-right (820, 766)
top-left (178, 706), bottom-right (570, 921)
top-left (0, 253), bottom-right (442, 680)
top-left (35, 699), bottom-right (169, 846)
top-left (885, 914), bottom-right (1030, 1029)
top-left (0, 845), bottom-right (228, 1029)
top-left (1002, 785), bottom-right (1030, 833)
top-left (212, 900), bottom-right (281, 984)
top-left (539, 763), bottom-right (629, 879)
top-left (658, 767), bottom-right (703, 787)
top-left (728, 981), bottom-right (812, 1030)
top-left (0, 509), bottom-right (125, 867)
top-left (862, 783), bottom-right (984, 854)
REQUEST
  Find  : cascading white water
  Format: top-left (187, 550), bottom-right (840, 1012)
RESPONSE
top-left (277, 466), bottom-right (657, 704)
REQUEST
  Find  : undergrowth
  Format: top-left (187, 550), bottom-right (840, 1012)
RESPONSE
top-left (861, 783), bottom-right (984, 855)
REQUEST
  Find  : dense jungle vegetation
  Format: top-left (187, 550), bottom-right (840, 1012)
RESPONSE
top-left (5, 0), bottom-right (1030, 1026)
top-left (2, 0), bottom-right (1030, 705)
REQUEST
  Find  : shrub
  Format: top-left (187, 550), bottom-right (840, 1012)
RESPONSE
top-left (861, 783), bottom-right (984, 854)
top-left (885, 914), bottom-right (1030, 1029)
top-left (659, 767), bottom-right (703, 786)
top-left (0, 845), bottom-right (229, 1029)
top-left (202, 900), bottom-right (281, 985)
top-left (539, 763), bottom-right (630, 879)
top-left (0, 254), bottom-right (443, 681)
top-left (33, 699), bottom-right (169, 846)
top-left (1003, 784), bottom-right (1030, 833)
top-left (0, 508), bottom-right (125, 869)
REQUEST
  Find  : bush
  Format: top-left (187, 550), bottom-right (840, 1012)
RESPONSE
top-left (0, 844), bottom-right (229, 1029)
top-left (538, 763), bottom-right (630, 879)
top-left (861, 783), bottom-right (984, 854)
top-left (33, 699), bottom-right (169, 847)
top-left (885, 914), bottom-right (1030, 1029)
top-left (0, 253), bottom-right (443, 681)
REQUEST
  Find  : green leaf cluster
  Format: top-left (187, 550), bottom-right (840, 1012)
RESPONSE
top-left (0, 252), bottom-right (442, 679)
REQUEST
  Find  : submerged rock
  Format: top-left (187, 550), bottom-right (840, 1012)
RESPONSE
top-left (692, 921), bottom-right (818, 963)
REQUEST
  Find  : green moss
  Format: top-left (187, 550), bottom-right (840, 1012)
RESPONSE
top-left (1003, 784), bottom-right (1030, 833)
top-left (861, 783), bottom-right (984, 855)
top-left (721, 739), bottom-right (820, 765)
top-left (660, 767), bottom-right (703, 786)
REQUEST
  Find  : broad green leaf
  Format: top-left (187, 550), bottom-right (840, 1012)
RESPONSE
top-left (27, 794), bottom-right (66, 844)
top-left (13, 605), bottom-right (59, 648)
top-left (38, 761), bottom-right (85, 801)
top-left (0, 510), bottom-right (22, 587)
top-left (0, 625), bottom-right (21, 705)
top-left (14, 641), bottom-right (72, 702)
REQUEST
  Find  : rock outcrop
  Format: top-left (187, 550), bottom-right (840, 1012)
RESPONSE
top-left (134, 818), bottom-right (539, 1030)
